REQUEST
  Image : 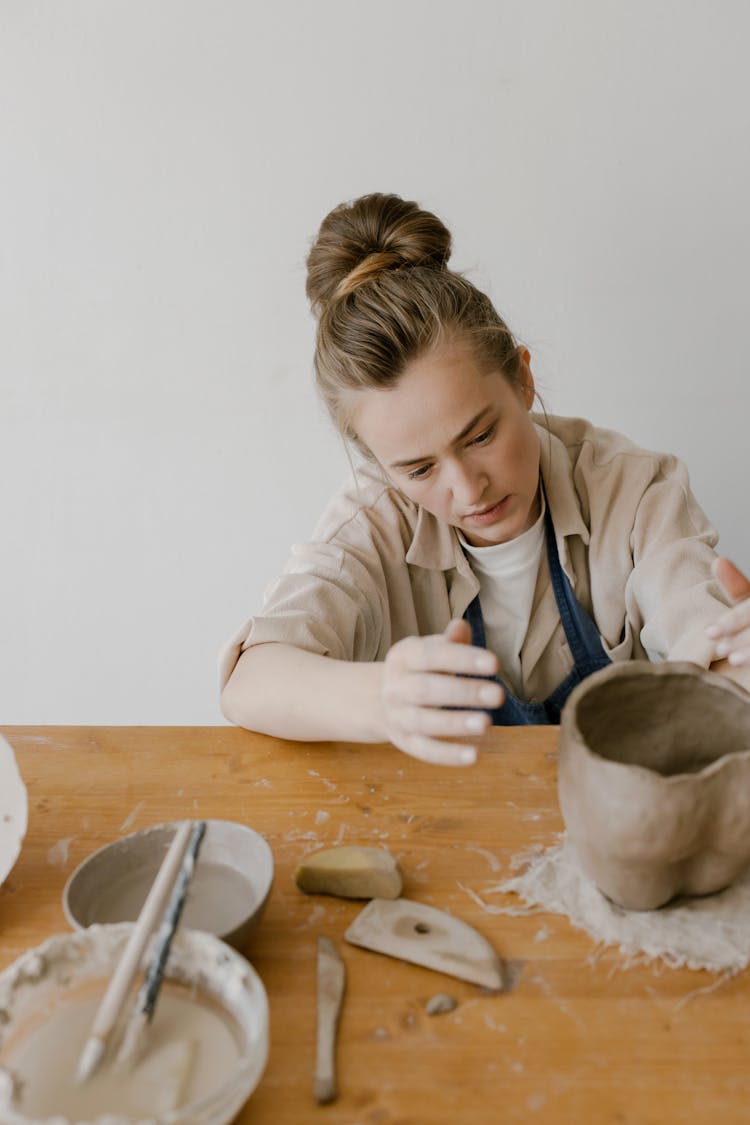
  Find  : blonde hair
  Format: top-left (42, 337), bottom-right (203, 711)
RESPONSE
top-left (306, 193), bottom-right (524, 443)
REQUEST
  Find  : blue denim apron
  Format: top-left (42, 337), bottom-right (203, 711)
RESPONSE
top-left (463, 506), bottom-right (611, 725)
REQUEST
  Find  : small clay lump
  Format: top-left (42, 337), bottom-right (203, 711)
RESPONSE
top-left (295, 845), bottom-right (403, 899)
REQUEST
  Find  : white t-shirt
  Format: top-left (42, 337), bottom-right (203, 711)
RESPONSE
top-left (459, 496), bottom-right (547, 694)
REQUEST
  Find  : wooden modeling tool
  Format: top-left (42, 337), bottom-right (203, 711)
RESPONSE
top-left (75, 820), bottom-right (195, 1084)
top-left (344, 898), bottom-right (505, 991)
top-left (116, 820), bottom-right (207, 1068)
top-left (315, 936), bottom-right (345, 1104)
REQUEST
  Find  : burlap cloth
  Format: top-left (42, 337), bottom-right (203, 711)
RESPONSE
top-left (462, 834), bottom-right (750, 974)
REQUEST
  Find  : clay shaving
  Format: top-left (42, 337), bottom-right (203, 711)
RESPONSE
top-left (483, 834), bottom-right (750, 973)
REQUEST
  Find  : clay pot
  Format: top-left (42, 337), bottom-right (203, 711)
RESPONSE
top-left (558, 661), bottom-right (750, 910)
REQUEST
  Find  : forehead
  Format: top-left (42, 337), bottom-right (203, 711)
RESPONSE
top-left (350, 347), bottom-right (508, 463)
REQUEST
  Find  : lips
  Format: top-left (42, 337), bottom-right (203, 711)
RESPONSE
top-left (464, 496), bottom-right (510, 526)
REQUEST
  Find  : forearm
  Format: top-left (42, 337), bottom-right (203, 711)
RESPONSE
top-left (220, 643), bottom-right (387, 743)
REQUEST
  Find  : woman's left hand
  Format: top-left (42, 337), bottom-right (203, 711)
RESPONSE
top-left (706, 558), bottom-right (750, 668)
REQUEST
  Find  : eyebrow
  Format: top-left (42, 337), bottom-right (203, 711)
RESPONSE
top-left (389, 407), bottom-right (495, 469)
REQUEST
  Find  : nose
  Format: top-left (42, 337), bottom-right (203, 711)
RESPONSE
top-left (447, 457), bottom-right (487, 508)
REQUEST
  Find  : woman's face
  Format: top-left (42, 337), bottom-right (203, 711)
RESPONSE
top-left (351, 343), bottom-right (542, 547)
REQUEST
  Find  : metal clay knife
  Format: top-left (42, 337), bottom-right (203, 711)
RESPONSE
top-left (315, 935), bottom-right (346, 1104)
top-left (344, 898), bottom-right (505, 991)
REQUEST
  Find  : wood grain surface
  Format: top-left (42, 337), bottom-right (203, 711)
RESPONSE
top-left (1, 725), bottom-right (748, 1125)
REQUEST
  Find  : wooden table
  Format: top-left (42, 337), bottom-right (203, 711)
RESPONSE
top-left (0, 726), bottom-right (748, 1125)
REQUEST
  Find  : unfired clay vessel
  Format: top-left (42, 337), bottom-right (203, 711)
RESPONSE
top-left (558, 661), bottom-right (750, 910)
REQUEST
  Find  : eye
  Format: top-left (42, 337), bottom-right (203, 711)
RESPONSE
top-left (407, 463), bottom-right (432, 481)
top-left (469, 423), bottom-right (496, 446)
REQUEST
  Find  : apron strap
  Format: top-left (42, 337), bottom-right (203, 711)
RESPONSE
top-left (462, 497), bottom-right (611, 725)
top-left (543, 504), bottom-right (606, 668)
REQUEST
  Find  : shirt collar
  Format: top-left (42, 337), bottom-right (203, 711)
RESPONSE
top-left (535, 418), bottom-right (590, 547)
top-left (405, 503), bottom-right (465, 570)
top-left (404, 418), bottom-right (590, 571)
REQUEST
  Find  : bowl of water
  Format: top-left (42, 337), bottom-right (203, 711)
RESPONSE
top-left (0, 924), bottom-right (269, 1124)
top-left (63, 819), bottom-right (274, 950)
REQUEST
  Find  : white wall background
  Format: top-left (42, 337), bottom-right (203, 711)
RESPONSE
top-left (2, 0), bottom-right (748, 724)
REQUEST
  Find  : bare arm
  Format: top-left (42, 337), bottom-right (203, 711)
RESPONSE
top-left (220, 643), bottom-right (386, 743)
top-left (220, 623), bottom-right (503, 767)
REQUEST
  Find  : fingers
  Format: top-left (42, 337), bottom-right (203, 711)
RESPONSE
top-left (707, 600), bottom-right (750, 638)
top-left (395, 633), bottom-right (499, 678)
top-left (406, 671), bottom-right (502, 709)
top-left (712, 558), bottom-right (750, 604)
top-left (443, 618), bottom-right (472, 645)
top-left (398, 704), bottom-right (492, 738)
top-left (711, 623), bottom-right (750, 665)
top-left (707, 559), bottom-right (750, 666)
top-left (381, 629), bottom-right (504, 766)
top-left (394, 732), bottom-right (480, 768)
top-left (383, 647), bottom-right (502, 714)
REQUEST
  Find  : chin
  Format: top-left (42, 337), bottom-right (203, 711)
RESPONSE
top-left (464, 525), bottom-right (511, 548)
top-left (465, 511), bottom-right (529, 547)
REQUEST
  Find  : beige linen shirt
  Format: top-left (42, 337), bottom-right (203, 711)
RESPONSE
top-left (220, 416), bottom-right (729, 702)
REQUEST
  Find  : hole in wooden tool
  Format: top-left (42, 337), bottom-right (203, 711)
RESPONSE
top-left (414, 923), bottom-right (430, 934)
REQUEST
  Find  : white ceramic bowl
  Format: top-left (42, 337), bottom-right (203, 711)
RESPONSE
top-left (0, 924), bottom-right (269, 1125)
top-left (63, 820), bottom-right (273, 950)
top-left (0, 735), bottom-right (27, 890)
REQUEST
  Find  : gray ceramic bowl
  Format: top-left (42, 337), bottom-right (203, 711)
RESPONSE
top-left (63, 819), bottom-right (274, 949)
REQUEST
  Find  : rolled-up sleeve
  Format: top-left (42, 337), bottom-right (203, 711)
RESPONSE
top-left (217, 461), bottom-right (434, 692)
top-left (218, 536), bottom-right (390, 689)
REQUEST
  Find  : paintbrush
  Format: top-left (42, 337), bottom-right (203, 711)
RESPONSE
top-left (75, 819), bottom-right (195, 1084)
top-left (116, 819), bottom-right (207, 1068)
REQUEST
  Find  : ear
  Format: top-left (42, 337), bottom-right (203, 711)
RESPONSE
top-left (517, 347), bottom-right (535, 410)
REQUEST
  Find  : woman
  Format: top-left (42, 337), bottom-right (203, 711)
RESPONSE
top-left (221, 193), bottom-right (750, 765)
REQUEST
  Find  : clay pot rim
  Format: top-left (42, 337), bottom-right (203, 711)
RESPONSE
top-left (561, 660), bottom-right (750, 783)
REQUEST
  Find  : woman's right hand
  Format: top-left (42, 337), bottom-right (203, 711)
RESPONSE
top-left (378, 619), bottom-right (503, 766)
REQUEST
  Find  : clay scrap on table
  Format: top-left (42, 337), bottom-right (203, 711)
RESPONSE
top-left (425, 993), bottom-right (458, 1016)
top-left (295, 846), bottom-right (402, 900)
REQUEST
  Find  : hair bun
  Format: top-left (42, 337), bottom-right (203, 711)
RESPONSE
top-left (306, 193), bottom-right (452, 315)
